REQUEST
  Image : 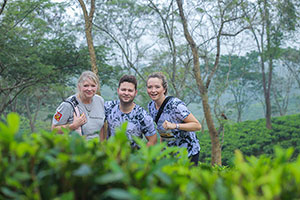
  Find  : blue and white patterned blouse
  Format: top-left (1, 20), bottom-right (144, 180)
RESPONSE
top-left (148, 97), bottom-right (200, 156)
top-left (105, 100), bottom-right (156, 148)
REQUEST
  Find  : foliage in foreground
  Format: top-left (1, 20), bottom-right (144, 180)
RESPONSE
top-left (1, 113), bottom-right (300, 200)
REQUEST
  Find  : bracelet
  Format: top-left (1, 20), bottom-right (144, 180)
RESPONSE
top-left (176, 123), bottom-right (180, 129)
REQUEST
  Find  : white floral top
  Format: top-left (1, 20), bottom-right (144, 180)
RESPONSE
top-left (105, 100), bottom-right (156, 148)
top-left (148, 97), bottom-right (200, 157)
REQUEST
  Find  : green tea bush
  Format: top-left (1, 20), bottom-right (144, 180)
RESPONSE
top-left (1, 113), bottom-right (300, 200)
top-left (199, 114), bottom-right (300, 166)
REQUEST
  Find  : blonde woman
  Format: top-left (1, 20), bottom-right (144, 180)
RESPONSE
top-left (52, 71), bottom-right (105, 140)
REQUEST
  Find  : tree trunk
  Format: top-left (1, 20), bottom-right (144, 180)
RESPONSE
top-left (264, 0), bottom-right (272, 129)
top-left (77, 0), bottom-right (100, 95)
top-left (265, 61), bottom-right (272, 129)
top-left (249, 0), bottom-right (273, 130)
top-left (202, 93), bottom-right (222, 165)
top-left (237, 109), bottom-right (242, 123)
top-left (176, 0), bottom-right (222, 166)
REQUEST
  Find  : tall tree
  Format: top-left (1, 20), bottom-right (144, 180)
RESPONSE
top-left (148, 0), bottom-right (179, 97)
top-left (215, 52), bottom-right (261, 122)
top-left (281, 48), bottom-right (300, 89)
top-left (147, 0), bottom-right (200, 105)
top-left (244, 0), bottom-right (300, 129)
top-left (92, 0), bottom-right (154, 83)
top-left (77, 0), bottom-right (99, 84)
top-left (0, 0), bottom-right (112, 119)
top-left (0, 0), bottom-right (61, 114)
top-left (271, 72), bottom-right (292, 116)
top-left (176, 0), bottom-right (249, 165)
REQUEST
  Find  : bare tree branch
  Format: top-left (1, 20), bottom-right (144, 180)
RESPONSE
top-left (93, 22), bottom-right (147, 83)
top-left (148, 0), bottom-right (181, 96)
top-left (0, 0), bottom-right (7, 16)
top-left (10, 4), bottom-right (40, 31)
top-left (221, 26), bottom-right (250, 36)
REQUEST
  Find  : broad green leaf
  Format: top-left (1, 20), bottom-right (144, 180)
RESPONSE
top-left (95, 172), bottom-right (124, 184)
top-left (6, 113), bottom-right (20, 135)
top-left (53, 191), bottom-right (74, 200)
top-left (1, 187), bottom-right (20, 198)
top-left (103, 188), bottom-right (134, 200)
top-left (73, 164), bottom-right (92, 177)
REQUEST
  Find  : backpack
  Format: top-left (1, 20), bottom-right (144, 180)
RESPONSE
top-left (63, 96), bottom-right (83, 135)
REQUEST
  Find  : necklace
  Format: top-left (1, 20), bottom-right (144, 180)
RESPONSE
top-left (77, 94), bottom-right (93, 114)
top-left (83, 103), bottom-right (92, 113)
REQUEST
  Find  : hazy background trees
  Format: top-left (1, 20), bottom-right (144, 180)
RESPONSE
top-left (0, 0), bottom-right (116, 124)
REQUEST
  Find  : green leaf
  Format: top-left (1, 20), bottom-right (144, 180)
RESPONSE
top-left (73, 164), bottom-right (92, 177)
top-left (6, 113), bottom-right (20, 135)
top-left (13, 172), bottom-right (31, 182)
top-left (53, 191), bottom-right (74, 200)
top-left (0, 113), bottom-right (20, 144)
top-left (1, 187), bottom-right (20, 198)
top-left (215, 178), bottom-right (230, 200)
top-left (13, 142), bottom-right (34, 157)
top-left (95, 172), bottom-right (124, 184)
top-left (103, 188), bottom-right (134, 200)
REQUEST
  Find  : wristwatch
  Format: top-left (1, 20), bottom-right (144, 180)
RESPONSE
top-left (176, 123), bottom-right (180, 129)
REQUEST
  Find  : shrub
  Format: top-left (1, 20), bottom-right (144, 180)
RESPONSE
top-left (198, 114), bottom-right (300, 165)
top-left (1, 113), bottom-right (300, 199)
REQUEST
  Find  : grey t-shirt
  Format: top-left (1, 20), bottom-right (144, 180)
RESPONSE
top-left (52, 94), bottom-right (105, 140)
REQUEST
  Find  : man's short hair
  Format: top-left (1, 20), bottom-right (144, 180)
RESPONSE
top-left (118, 75), bottom-right (137, 90)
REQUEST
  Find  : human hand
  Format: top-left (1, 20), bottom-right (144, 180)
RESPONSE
top-left (72, 112), bottom-right (87, 129)
top-left (162, 120), bottom-right (176, 130)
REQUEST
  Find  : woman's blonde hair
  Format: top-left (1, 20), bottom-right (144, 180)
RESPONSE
top-left (77, 71), bottom-right (100, 93)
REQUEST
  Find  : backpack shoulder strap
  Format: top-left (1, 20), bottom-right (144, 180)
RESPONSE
top-left (63, 96), bottom-right (80, 116)
top-left (63, 95), bottom-right (82, 135)
top-left (155, 96), bottom-right (173, 124)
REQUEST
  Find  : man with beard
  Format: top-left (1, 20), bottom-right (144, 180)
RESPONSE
top-left (102, 75), bottom-right (157, 148)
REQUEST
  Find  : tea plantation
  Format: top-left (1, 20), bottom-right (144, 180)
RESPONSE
top-left (1, 113), bottom-right (300, 199)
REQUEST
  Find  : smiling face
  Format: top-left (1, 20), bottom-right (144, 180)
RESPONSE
top-left (78, 78), bottom-right (97, 101)
top-left (117, 82), bottom-right (137, 104)
top-left (147, 77), bottom-right (166, 102)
